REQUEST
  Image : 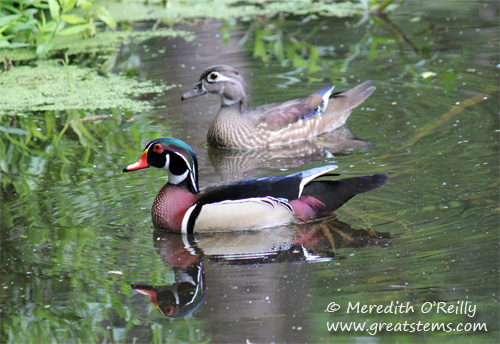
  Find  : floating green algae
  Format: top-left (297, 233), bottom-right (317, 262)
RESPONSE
top-left (0, 61), bottom-right (176, 115)
top-left (0, 28), bottom-right (194, 62)
top-left (54, 27), bottom-right (195, 55)
top-left (109, 0), bottom-right (366, 23)
top-left (0, 49), bottom-right (37, 62)
top-left (0, 0), bottom-right (368, 63)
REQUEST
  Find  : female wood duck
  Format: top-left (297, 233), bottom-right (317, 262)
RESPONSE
top-left (123, 137), bottom-right (388, 233)
top-left (181, 65), bottom-right (375, 149)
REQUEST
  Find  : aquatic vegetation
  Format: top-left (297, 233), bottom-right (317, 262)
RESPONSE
top-left (1, 27), bottom-right (195, 62)
top-left (0, 60), bottom-right (177, 115)
top-left (0, 0), bottom-right (117, 55)
top-left (1, 0), bottom-right (375, 62)
top-left (108, 0), bottom-right (368, 23)
top-left (0, 0), bottom-right (393, 116)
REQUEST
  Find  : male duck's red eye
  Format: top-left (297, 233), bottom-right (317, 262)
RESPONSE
top-left (153, 144), bottom-right (163, 153)
top-left (164, 306), bottom-right (174, 316)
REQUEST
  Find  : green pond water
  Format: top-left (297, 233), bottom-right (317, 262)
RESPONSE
top-left (1, 1), bottom-right (498, 343)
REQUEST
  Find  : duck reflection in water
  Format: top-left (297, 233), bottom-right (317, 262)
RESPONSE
top-left (131, 218), bottom-right (391, 318)
top-left (208, 126), bottom-right (376, 181)
top-left (131, 233), bottom-right (205, 318)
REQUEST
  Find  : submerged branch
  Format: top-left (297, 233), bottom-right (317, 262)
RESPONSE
top-left (374, 11), bottom-right (420, 57)
top-left (407, 86), bottom-right (498, 147)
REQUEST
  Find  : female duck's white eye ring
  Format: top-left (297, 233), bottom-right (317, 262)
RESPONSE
top-left (207, 72), bottom-right (219, 82)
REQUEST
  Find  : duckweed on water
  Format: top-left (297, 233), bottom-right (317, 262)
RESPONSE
top-left (0, 28), bottom-right (195, 62)
top-left (109, 0), bottom-right (368, 23)
top-left (58, 27), bottom-right (195, 56)
top-left (0, 61), bottom-right (176, 114)
top-left (0, 0), bottom-right (372, 114)
top-left (1, 0), bottom-right (369, 63)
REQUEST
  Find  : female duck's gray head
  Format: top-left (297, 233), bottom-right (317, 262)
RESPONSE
top-left (182, 65), bottom-right (248, 108)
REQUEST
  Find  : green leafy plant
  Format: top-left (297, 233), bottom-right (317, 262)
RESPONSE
top-left (0, 0), bottom-right (116, 55)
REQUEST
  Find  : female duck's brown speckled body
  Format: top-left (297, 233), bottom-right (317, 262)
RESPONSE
top-left (182, 65), bottom-right (375, 149)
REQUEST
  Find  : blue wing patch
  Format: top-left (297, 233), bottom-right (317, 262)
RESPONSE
top-left (302, 85), bottom-right (335, 120)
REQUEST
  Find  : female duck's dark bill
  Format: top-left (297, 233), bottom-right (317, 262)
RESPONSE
top-left (181, 82), bottom-right (206, 100)
top-left (123, 149), bottom-right (150, 172)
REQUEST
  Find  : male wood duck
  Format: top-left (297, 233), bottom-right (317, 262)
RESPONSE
top-left (123, 137), bottom-right (388, 233)
top-left (181, 65), bottom-right (375, 149)
top-left (131, 260), bottom-right (205, 318)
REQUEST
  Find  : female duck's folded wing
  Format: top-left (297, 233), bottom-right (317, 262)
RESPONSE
top-left (252, 85), bottom-right (335, 131)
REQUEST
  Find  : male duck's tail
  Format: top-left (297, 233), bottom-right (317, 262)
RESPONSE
top-left (291, 173), bottom-right (388, 221)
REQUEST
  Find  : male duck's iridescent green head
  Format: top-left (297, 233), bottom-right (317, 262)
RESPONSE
top-left (123, 137), bottom-right (199, 193)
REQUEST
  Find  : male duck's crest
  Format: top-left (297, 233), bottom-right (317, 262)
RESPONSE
top-left (123, 137), bottom-right (199, 193)
top-left (123, 137), bottom-right (389, 234)
top-left (181, 65), bottom-right (376, 150)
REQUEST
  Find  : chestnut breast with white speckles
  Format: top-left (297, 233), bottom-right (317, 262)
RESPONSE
top-left (152, 184), bottom-right (196, 233)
